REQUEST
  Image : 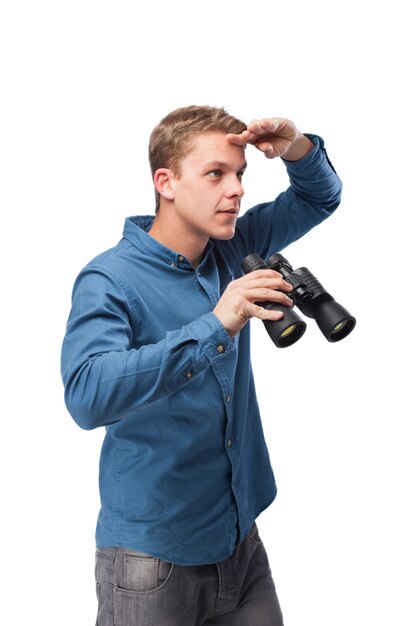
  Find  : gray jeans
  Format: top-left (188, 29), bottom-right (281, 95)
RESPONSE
top-left (95, 524), bottom-right (284, 625)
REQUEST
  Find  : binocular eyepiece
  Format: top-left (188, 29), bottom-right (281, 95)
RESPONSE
top-left (241, 252), bottom-right (356, 348)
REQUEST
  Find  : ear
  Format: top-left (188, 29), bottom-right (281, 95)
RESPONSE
top-left (153, 168), bottom-right (176, 201)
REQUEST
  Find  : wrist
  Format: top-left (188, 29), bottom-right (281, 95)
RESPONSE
top-left (282, 134), bottom-right (315, 162)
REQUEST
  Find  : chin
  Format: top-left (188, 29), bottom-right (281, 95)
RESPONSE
top-left (212, 229), bottom-right (236, 241)
top-left (213, 223), bottom-right (237, 239)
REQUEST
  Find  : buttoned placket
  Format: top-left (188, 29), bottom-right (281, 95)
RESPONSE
top-left (194, 265), bottom-right (236, 462)
top-left (193, 255), bottom-right (243, 531)
top-left (161, 249), bottom-right (241, 508)
top-left (218, 363), bottom-right (242, 528)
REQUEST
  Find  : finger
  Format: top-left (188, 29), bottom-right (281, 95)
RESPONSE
top-left (247, 118), bottom-right (281, 135)
top-left (247, 302), bottom-right (284, 321)
top-left (245, 119), bottom-right (264, 135)
top-left (242, 288), bottom-right (294, 306)
top-left (254, 141), bottom-right (275, 157)
top-left (238, 279), bottom-right (294, 294)
top-left (239, 269), bottom-right (283, 281)
top-left (226, 129), bottom-right (257, 145)
top-left (257, 118), bottom-right (281, 133)
top-left (243, 278), bottom-right (293, 293)
top-left (225, 133), bottom-right (247, 146)
top-left (264, 147), bottom-right (277, 160)
top-left (239, 271), bottom-right (293, 292)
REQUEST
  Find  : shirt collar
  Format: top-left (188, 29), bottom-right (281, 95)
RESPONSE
top-left (122, 215), bottom-right (214, 270)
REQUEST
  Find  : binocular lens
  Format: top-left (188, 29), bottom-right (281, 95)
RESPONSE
top-left (280, 324), bottom-right (297, 338)
top-left (328, 318), bottom-right (356, 341)
top-left (312, 299), bottom-right (356, 342)
top-left (273, 319), bottom-right (306, 347)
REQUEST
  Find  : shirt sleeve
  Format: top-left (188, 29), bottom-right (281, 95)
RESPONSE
top-left (228, 134), bottom-right (343, 264)
top-left (61, 266), bottom-right (233, 430)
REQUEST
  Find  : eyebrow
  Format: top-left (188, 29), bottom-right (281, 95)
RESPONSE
top-left (204, 160), bottom-right (247, 172)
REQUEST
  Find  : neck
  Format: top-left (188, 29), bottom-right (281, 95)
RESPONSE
top-left (148, 212), bottom-right (208, 269)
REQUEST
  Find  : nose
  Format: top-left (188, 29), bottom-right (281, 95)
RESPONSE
top-left (225, 175), bottom-right (245, 199)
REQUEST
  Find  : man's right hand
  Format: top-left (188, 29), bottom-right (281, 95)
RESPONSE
top-left (213, 270), bottom-right (294, 337)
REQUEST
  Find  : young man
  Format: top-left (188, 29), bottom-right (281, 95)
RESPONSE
top-left (61, 105), bottom-right (342, 625)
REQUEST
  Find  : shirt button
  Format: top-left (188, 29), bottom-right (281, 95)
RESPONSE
top-left (186, 370), bottom-right (193, 379)
top-left (217, 345), bottom-right (225, 353)
top-left (227, 439), bottom-right (233, 448)
top-left (225, 393), bottom-right (232, 403)
top-left (178, 255), bottom-right (185, 262)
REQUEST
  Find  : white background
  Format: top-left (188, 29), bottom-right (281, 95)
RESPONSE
top-left (1, 1), bottom-right (416, 625)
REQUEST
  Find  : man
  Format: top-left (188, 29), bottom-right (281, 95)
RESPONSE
top-left (61, 105), bottom-right (342, 625)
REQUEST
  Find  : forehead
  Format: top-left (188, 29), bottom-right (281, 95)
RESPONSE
top-left (184, 131), bottom-right (246, 168)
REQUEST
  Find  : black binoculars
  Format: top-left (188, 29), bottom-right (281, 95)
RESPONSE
top-left (241, 252), bottom-right (356, 348)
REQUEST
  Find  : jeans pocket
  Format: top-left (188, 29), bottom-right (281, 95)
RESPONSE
top-left (95, 550), bottom-right (116, 626)
top-left (122, 551), bottom-right (174, 593)
top-left (96, 548), bottom-right (116, 584)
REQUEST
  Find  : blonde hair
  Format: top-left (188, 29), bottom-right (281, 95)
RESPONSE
top-left (149, 105), bottom-right (246, 210)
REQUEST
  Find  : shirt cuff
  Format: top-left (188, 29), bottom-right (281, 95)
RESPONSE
top-left (182, 312), bottom-right (234, 363)
top-left (282, 134), bottom-right (338, 175)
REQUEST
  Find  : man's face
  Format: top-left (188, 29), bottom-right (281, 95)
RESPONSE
top-left (169, 131), bottom-right (247, 243)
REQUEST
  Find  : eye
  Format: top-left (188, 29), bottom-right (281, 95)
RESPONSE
top-left (237, 170), bottom-right (245, 181)
top-left (208, 170), bottom-right (222, 178)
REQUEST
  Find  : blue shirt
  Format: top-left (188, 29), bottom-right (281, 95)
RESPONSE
top-left (61, 135), bottom-right (342, 565)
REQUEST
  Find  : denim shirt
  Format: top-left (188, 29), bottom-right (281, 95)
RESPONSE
top-left (61, 135), bottom-right (342, 565)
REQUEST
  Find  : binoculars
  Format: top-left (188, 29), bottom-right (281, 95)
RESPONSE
top-left (241, 252), bottom-right (356, 348)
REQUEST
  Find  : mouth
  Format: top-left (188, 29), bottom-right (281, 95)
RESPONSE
top-left (219, 208), bottom-right (239, 216)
